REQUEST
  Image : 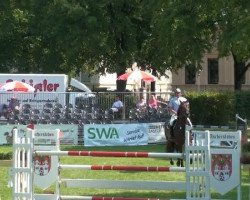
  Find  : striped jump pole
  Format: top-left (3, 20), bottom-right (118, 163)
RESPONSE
top-left (34, 150), bottom-right (184, 159)
top-left (60, 164), bottom-right (186, 172)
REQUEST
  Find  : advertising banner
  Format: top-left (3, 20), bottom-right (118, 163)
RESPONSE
top-left (36, 124), bottom-right (78, 145)
top-left (84, 123), bottom-right (148, 146)
top-left (0, 124), bottom-right (27, 145)
top-left (0, 124), bottom-right (78, 145)
top-left (148, 122), bottom-right (166, 143)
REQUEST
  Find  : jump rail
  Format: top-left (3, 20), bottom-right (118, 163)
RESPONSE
top-left (60, 164), bottom-right (186, 172)
top-left (11, 128), bottom-right (212, 200)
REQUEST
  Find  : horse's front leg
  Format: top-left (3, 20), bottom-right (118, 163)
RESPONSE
top-left (166, 141), bottom-right (175, 166)
top-left (170, 158), bottom-right (174, 165)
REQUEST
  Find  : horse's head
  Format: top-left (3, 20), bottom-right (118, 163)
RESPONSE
top-left (177, 101), bottom-right (190, 119)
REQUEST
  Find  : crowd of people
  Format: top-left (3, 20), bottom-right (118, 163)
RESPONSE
top-left (109, 88), bottom-right (188, 121)
top-left (0, 88), bottom-right (188, 125)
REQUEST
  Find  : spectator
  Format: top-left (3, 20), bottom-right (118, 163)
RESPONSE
top-left (136, 97), bottom-right (146, 109)
top-left (148, 94), bottom-right (158, 109)
top-left (8, 97), bottom-right (20, 116)
top-left (111, 95), bottom-right (123, 112)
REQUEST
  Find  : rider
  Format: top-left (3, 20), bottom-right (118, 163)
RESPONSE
top-left (168, 88), bottom-right (188, 137)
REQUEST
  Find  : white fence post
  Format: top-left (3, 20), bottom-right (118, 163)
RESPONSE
top-left (12, 128), bottom-right (34, 200)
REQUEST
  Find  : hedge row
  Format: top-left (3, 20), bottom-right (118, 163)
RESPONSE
top-left (186, 91), bottom-right (250, 126)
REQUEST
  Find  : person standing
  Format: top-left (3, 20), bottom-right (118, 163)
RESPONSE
top-left (136, 97), bottom-right (146, 109)
top-left (148, 94), bottom-right (158, 109)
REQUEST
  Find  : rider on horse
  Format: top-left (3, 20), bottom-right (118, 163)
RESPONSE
top-left (168, 88), bottom-right (189, 137)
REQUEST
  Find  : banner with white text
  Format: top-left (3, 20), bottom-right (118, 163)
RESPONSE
top-left (84, 123), bottom-right (148, 146)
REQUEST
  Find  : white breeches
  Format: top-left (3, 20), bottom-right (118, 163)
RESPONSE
top-left (169, 115), bottom-right (177, 126)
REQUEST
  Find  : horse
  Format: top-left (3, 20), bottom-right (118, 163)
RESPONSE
top-left (164, 101), bottom-right (190, 167)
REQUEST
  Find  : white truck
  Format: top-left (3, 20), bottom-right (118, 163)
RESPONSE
top-left (0, 74), bottom-right (94, 109)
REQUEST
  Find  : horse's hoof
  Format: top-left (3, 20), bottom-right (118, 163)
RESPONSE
top-left (170, 160), bottom-right (174, 165)
top-left (176, 160), bottom-right (180, 167)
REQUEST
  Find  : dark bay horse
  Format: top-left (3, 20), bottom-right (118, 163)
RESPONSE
top-left (165, 101), bottom-right (190, 167)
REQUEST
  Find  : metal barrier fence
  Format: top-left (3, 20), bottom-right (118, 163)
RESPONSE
top-left (0, 91), bottom-right (172, 123)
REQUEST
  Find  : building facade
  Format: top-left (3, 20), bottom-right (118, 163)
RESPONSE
top-left (79, 52), bottom-right (250, 93)
top-left (172, 52), bottom-right (250, 92)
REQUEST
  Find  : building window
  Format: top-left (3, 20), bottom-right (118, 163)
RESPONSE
top-left (208, 59), bottom-right (219, 84)
top-left (185, 64), bottom-right (196, 84)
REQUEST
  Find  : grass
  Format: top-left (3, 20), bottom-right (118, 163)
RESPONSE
top-left (0, 144), bottom-right (250, 199)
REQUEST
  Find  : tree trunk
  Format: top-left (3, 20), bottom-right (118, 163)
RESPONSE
top-left (233, 53), bottom-right (249, 91)
top-left (116, 70), bottom-right (127, 91)
top-left (116, 80), bottom-right (127, 91)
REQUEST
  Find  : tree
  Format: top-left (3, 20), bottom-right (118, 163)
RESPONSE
top-left (144, 0), bottom-right (250, 90)
top-left (1, 1), bottom-right (248, 91)
top-left (0, 0), bottom-right (153, 91)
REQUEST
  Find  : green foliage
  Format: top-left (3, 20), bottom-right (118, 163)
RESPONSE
top-left (0, 145), bottom-right (12, 159)
top-left (0, 0), bottom-right (151, 76)
top-left (187, 91), bottom-right (235, 125)
top-left (0, 0), bottom-right (249, 91)
top-left (235, 91), bottom-right (250, 119)
top-left (146, 0), bottom-right (250, 90)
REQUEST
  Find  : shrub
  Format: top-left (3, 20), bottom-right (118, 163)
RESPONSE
top-left (187, 91), bottom-right (235, 126)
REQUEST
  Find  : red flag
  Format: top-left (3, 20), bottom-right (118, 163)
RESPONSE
top-left (27, 123), bottom-right (34, 130)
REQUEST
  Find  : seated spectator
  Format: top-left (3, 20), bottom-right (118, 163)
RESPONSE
top-left (136, 97), bottom-right (146, 109)
top-left (111, 95), bottom-right (123, 112)
top-left (148, 95), bottom-right (158, 109)
top-left (8, 97), bottom-right (20, 116)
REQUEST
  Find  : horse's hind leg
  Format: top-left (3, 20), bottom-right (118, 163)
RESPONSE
top-left (166, 141), bottom-right (175, 166)
top-left (180, 159), bottom-right (184, 167)
top-left (176, 159), bottom-right (180, 167)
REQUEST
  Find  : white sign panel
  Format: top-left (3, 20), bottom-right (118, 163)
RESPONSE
top-left (33, 129), bottom-right (59, 189)
top-left (36, 124), bottom-right (78, 145)
top-left (192, 130), bottom-right (241, 195)
top-left (210, 131), bottom-right (241, 195)
top-left (148, 122), bottom-right (166, 143)
top-left (84, 123), bottom-right (148, 146)
top-left (0, 74), bottom-right (67, 107)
